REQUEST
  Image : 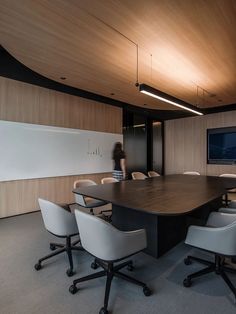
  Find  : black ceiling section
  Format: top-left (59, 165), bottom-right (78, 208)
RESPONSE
top-left (203, 103), bottom-right (236, 114)
top-left (0, 46), bottom-right (235, 120)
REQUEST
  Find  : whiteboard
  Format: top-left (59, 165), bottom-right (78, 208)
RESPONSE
top-left (0, 120), bottom-right (122, 182)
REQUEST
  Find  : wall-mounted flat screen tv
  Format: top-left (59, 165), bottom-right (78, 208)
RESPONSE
top-left (207, 127), bottom-right (236, 164)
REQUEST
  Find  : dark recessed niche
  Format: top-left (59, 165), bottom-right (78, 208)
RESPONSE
top-left (110, 93), bottom-right (115, 96)
top-left (60, 77), bottom-right (66, 80)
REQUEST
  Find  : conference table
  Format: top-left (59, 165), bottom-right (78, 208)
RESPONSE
top-left (73, 174), bottom-right (236, 258)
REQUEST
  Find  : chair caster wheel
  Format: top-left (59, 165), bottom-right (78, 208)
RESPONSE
top-left (66, 269), bottom-right (75, 277)
top-left (184, 257), bottom-right (192, 265)
top-left (69, 285), bottom-right (78, 294)
top-left (127, 264), bottom-right (134, 271)
top-left (143, 286), bottom-right (152, 296)
top-left (183, 278), bottom-right (192, 287)
top-left (34, 263), bottom-right (42, 271)
top-left (50, 244), bottom-right (56, 251)
top-left (91, 262), bottom-right (99, 270)
top-left (99, 307), bottom-right (108, 314)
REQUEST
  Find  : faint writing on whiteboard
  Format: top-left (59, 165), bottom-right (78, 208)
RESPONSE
top-left (87, 139), bottom-right (102, 157)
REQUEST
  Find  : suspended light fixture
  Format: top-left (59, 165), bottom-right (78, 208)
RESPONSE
top-left (139, 84), bottom-right (204, 116)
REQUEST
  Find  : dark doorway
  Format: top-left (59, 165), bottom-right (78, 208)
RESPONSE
top-left (123, 110), bottom-right (163, 178)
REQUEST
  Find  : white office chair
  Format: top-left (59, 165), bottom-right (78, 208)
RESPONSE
top-left (69, 209), bottom-right (152, 314)
top-left (131, 172), bottom-right (148, 180)
top-left (35, 198), bottom-right (83, 276)
top-left (183, 211), bottom-right (236, 299)
top-left (219, 174), bottom-right (236, 206)
top-left (218, 206), bottom-right (236, 214)
top-left (148, 171), bottom-right (160, 177)
top-left (73, 179), bottom-right (107, 215)
top-left (183, 171), bottom-right (200, 175)
top-left (219, 174), bottom-right (236, 178)
top-left (100, 177), bottom-right (118, 219)
top-left (101, 177), bottom-right (119, 184)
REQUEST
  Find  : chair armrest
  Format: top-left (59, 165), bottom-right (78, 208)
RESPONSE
top-left (113, 229), bottom-right (147, 260)
top-left (123, 229), bottom-right (147, 249)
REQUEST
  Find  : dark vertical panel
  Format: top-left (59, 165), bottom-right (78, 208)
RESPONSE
top-left (152, 121), bottom-right (163, 174)
top-left (123, 111), bottom-right (164, 178)
top-left (147, 118), bottom-right (153, 171)
top-left (123, 112), bottom-right (147, 177)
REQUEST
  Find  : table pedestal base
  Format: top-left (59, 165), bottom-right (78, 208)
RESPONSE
top-left (112, 197), bottom-right (222, 258)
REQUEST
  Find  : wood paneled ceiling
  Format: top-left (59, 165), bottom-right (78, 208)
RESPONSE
top-left (0, 0), bottom-right (236, 112)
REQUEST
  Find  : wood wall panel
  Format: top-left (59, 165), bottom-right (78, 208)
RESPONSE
top-left (165, 111), bottom-right (236, 176)
top-left (0, 76), bottom-right (122, 133)
top-left (0, 77), bottom-right (122, 218)
top-left (0, 173), bottom-right (111, 218)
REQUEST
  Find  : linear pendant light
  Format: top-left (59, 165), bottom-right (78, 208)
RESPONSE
top-left (139, 84), bottom-right (204, 116)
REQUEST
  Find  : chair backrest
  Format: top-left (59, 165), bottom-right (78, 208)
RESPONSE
top-left (73, 179), bottom-right (97, 189)
top-left (216, 218), bottom-right (236, 256)
top-left (101, 177), bottom-right (119, 184)
top-left (183, 171), bottom-right (200, 175)
top-left (187, 218), bottom-right (236, 256)
top-left (73, 179), bottom-right (97, 206)
top-left (148, 171), bottom-right (160, 178)
top-left (207, 211), bottom-right (236, 227)
top-left (74, 209), bottom-right (129, 261)
top-left (211, 220), bottom-right (236, 256)
top-left (131, 172), bottom-right (147, 180)
top-left (219, 173), bottom-right (236, 178)
top-left (38, 198), bottom-right (78, 237)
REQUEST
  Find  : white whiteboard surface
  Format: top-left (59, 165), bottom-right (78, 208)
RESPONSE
top-left (0, 120), bottom-right (122, 182)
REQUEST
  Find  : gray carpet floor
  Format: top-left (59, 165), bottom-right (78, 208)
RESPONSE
top-left (0, 212), bottom-right (236, 314)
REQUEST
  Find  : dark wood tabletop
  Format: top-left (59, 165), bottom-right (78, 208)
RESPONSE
top-left (73, 174), bottom-right (236, 216)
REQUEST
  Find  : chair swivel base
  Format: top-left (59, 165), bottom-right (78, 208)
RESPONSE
top-left (69, 258), bottom-right (152, 314)
top-left (99, 209), bottom-right (112, 223)
top-left (34, 236), bottom-right (84, 277)
top-left (183, 254), bottom-right (236, 300)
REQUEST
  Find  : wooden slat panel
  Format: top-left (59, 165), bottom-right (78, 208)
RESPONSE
top-left (1, 0), bottom-right (236, 110)
top-left (0, 77), bottom-right (122, 218)
top-left (165, 111), bottom-right (236, 175)
top-left (0, 173), bottom-right (112, 218)
top-left (0, 77), bottom-right (122, 133)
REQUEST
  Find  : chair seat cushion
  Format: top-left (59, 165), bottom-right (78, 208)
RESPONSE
top-left (84, 197), bottom-right (107, 208)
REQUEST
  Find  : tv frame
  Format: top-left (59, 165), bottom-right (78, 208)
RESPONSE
top-left (207, 126), bottom-right (236, 165)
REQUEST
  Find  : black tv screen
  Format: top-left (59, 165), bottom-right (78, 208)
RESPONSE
top-left (207, 127), bottom-right (236, 164)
